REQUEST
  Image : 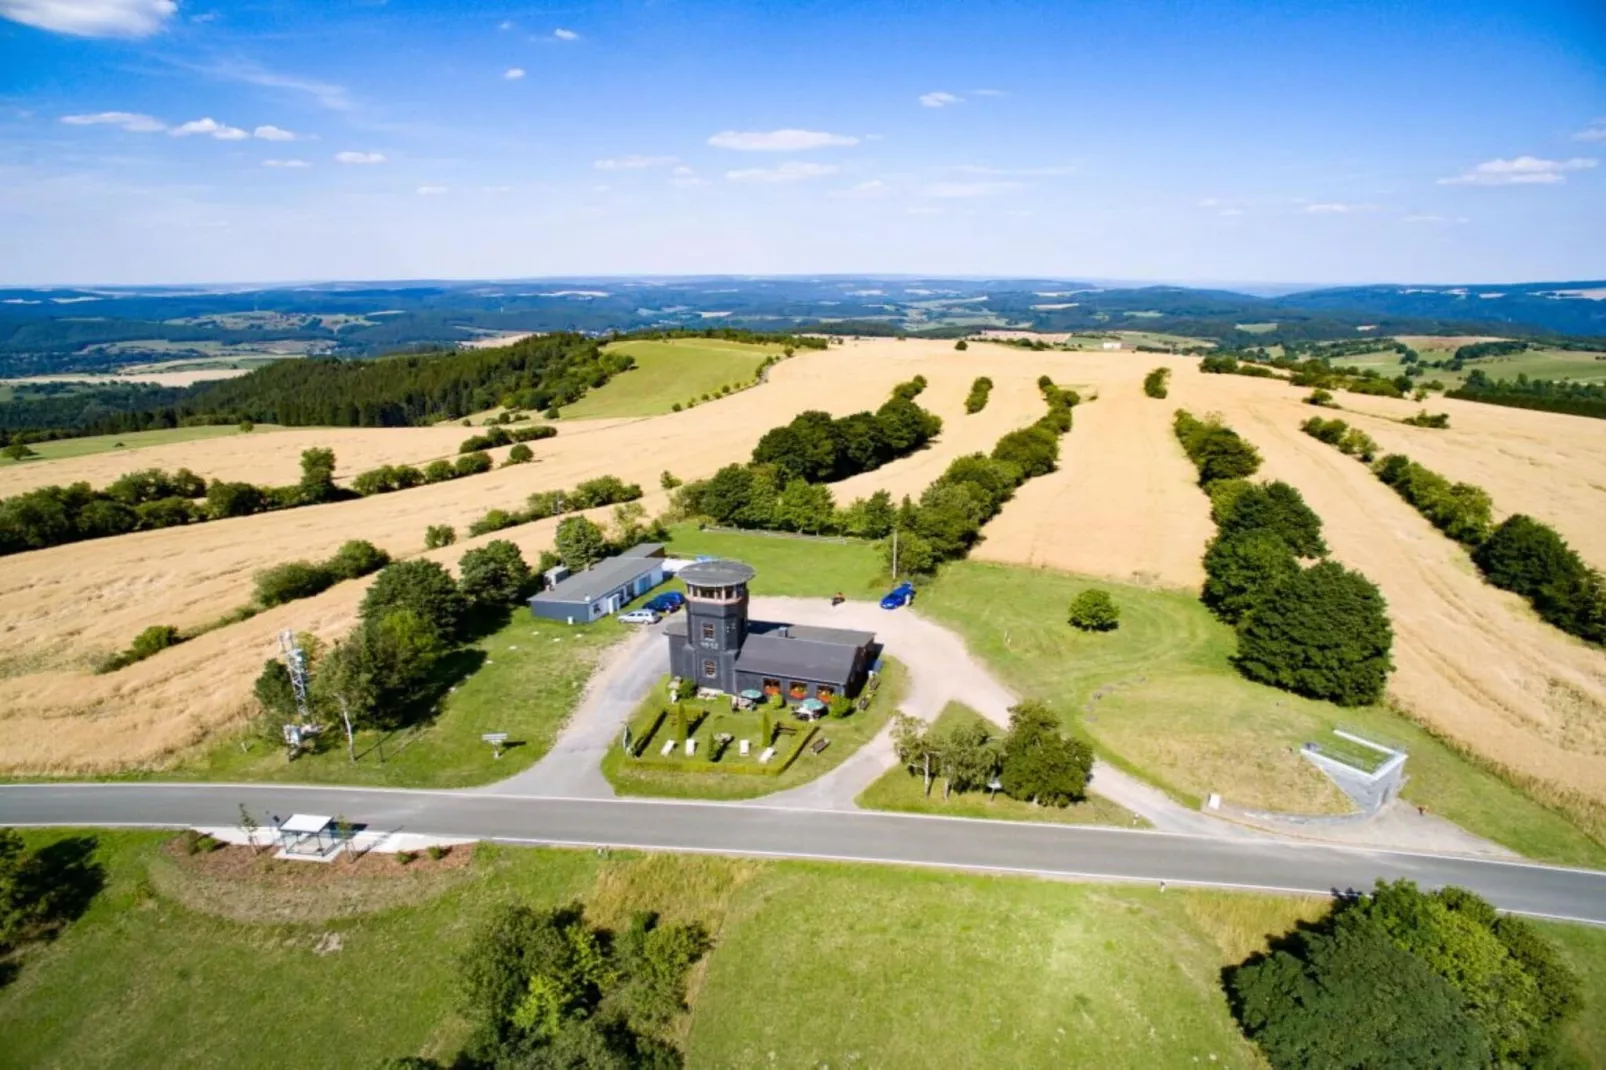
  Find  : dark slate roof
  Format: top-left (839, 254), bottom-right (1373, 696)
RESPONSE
top-left (621, 542), bottom-right (665, 558)
top-left (529, 554), bottom-right (661, 606)
top-left (735, 633), bottom-right (865, 685)
top-left (748, 620), bottom-right (876, 648)
top-left (678, 559), bottom-right (757, 586)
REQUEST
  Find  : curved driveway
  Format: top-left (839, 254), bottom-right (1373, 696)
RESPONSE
top-left (2, 783), bottom-right (1603, 923)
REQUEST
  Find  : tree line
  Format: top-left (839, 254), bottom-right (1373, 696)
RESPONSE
top-left (1177, 410), bottom-right (1394, 706)
top-left (964, 376), bottom-right (993, 414)
top-left (1303, 421), bottom-right (1606, 644)
top-left (464, 476), bottom-right (645, 539)
top-left (0, 444), bottom-right (512, 557)
top-left (1229, 879), bottom-right (1580, 1069)
top-left (1448, 368), bottom-right (1606, 420)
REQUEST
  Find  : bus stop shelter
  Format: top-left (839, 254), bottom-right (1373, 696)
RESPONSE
top-left (277, 814), bottom-right (337, 858)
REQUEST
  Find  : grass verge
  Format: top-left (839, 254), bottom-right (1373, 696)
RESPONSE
top-left (856, 702), bottom-right (1145, 827)
top-left (601, 659), bottom-right (908, 800)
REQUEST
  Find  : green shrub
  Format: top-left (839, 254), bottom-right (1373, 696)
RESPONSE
top-left (1142, 366), bottom-right (1170, 398)
top-left (1173, 410), bottom-right (1261, 484)
top-left (1304, 388), bottom-right (1338, 407)
top-left (1473, 515), bottom-right (1606, 643)
top-left (1067, 589), bottom-right (1119, 631)
top-left (254, 561), bottom-right (336, 607)
top-left (424, 524), bottom-right (456, 549)
top-left (423, 459), bottom-right (454, 483)
top-left (504, 443), bottom-right (534, 465)
top-left (396, 850), bottom-right (418, 865)
top-left (455, 451), bottom-right (493, 477)
top-left (326, 539), bottom-right (390, 581)
top-left (1216, 481), bottom-right (1326, 557)
top-left (426, 844), bottom-right (447, 861)
top-left (1402, 410), bottom-right (1450, 428)
top-left (964, 376), bottom-right (993, 413)
top-left (468, 509), bottom-right (517, 536)
top-left (129, 624), bottom-right (181, 660)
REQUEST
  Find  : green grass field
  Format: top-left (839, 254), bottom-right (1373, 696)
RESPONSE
top-left (167, 612), bottom-right (627, 788)
top-left (560, 338), bottom-right (782, 420)
top-left (1332, 346), bottom-right (1606, 389)
top-left (659, 523), bottom-right (889, 598)
top-left (0, 424), bottom-right (284, 466)
top-left (1, 828), bottom-right (1470, 1070)
top-left (856, 702), bottom-right (1144, 827)
top-left (601, 660), bottom-right (908, 800)
top-left (918, 561), bottom-right (1606, 867)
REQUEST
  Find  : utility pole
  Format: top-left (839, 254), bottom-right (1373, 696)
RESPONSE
top-left (339, 695), bottom-right (356, 763)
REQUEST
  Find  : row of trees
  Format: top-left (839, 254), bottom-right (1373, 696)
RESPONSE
top-left (1179, 411), bottom-right (1394, 706)
top-left (1200, 354), bottom-right (1281, 379)
top-left (1448, 368), bottom-right (1606, 420)
top-left (1228, 879), bottom-right (1580, 1069)
top-left (1300, 415), bottom-right (1378, 461)
top-left (964, 376), bottom-right (993, 413)
top-left (459, 423), bottom-right (557, 454)
top-left (0, 444), bottom-right (503, 557)
top-left (464, 475), bottom-right (645, 539)
top-left (891, 702), bottom-right (1094, 806)
top-left (748, 381), bottom-right (942, 485)
top-left (1305, 428), bottom-right (1606, 645)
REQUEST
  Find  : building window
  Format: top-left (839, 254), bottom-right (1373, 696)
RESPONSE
top-left (789, 681), bottom-right (808, 700)
top-left (762, 678), bottom-right (780, 695)
top-left (816, 685), bottom-right (834, 702)
top-left (701, 622), bottom-right (716, 642)
top-left (702, 660), bottom-right (717, 679)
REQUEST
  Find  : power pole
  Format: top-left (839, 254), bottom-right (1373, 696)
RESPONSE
top-left (891, 526), bottom-right (900, 579)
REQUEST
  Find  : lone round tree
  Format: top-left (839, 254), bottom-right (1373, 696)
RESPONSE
top-left (1235, 561), bottom-right (1393, 706)
top-left (1067, 589), bottom-right (1120, 631)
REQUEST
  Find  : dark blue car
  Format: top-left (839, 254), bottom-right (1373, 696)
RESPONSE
top-left (880, 581), bottom-right (916, 610)
top-left (644, 591), bottom-right (686, 614)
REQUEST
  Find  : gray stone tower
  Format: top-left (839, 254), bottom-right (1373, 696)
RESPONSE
top-left (674, 559), bottom-right (756, 693)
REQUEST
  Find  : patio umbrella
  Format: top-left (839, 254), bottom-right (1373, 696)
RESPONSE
top-left (798, 698), bottom-right (826, 716)
top-left (740, 689), bottom-right (764, 701)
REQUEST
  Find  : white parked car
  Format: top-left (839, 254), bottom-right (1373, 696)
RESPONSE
top-left (618, 608), bottom-right (662, 624)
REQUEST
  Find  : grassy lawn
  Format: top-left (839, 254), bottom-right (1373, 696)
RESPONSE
top-left (562, 338), bottom-right (782, 419)
top-left (1332, 346), bottom-right (1606, 389)
top-left (4, 830), bottom-right (1600, 1070)
top-left (659, 522), bottom-right (889, 599)
top-left (601, 659), bottom-right (908, 800)
top-left (917, 561), bottom-right (1606, 868)
top-left (857, 702), bottom-right (1146, 827)
top-left (0, 424), bottom-right (284, 465)
top-left (166, 613), bottom-right (627, 788)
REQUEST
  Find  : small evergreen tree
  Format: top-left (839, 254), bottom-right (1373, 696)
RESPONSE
top-left (1067, 589), bottom-right (1119, 631)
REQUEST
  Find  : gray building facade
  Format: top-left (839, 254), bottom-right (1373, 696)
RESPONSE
top-left (528, 543), bottom-right (666, 624)
top-left (665, 559), bottom-right (876, 702)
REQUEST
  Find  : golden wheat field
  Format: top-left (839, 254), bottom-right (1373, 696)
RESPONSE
top-left (3, 338), bottom-right (1606, 821)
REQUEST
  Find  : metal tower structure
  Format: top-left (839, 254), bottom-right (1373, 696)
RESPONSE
top-left (278, 629), bottom-right (313, 724)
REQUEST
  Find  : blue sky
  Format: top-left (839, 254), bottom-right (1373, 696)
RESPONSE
top-left (1, 0), bottom-right (1602, 286)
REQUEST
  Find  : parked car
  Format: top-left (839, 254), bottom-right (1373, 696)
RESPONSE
top-left (880, 581), bottom-right (916, 610)
top-left (618, 608), bottom-right (662, 624)
top-left (644, 591), bottom-right (685, 613)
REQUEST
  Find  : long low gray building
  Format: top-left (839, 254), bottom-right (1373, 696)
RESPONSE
top-left (528, 543), bottom-right (667, 624)
top-left (665, 558), bottom-right (876, 702)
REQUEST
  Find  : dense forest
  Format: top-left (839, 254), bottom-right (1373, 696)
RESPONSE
top-left (0, 382), bottom-right (191, 434)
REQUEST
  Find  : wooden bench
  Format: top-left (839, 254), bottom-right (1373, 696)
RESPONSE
top-left (739, 739), bottom-right (750, 757)
top-left (758, 747), bottom-right (776, 764)
top-left (660, 739), bottom-right (676, 757)
top-left (684, 739), bottom-right (696, 757)
top-left (810, 737), bottom-right (830, 755)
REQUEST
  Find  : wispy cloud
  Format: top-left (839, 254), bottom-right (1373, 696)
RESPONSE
top-left (0, 0), bottom-right (176, 37)
top-left (335, 150), bottom-right (386, 164)
top-left (594, 155), bottom-right (678, 170)
top-left (950, 164), bottom-right (1074, 177)
top-left (417, 185), bottom-right (448, 195)
top-left (503, 67), bottom-right (526, 80)
top-left (970, 88), bottom-right (1006, 97)
top-left (832, 179), bottom-right (890, 199)
top-left (1438, 156), bottom-right (1596, 186)
top-left (1303, 202), bottom-right (1378, 214)
top-left (253, 124), bottom-right (297, 141)
top-left (497, 19), bottom-right (513, 30)
top-left (60, 110), bottom-right (165, 132)
top-left (185, 59), bottom-right (352, 111)
top-left (726, 161), bottom-right (837, 183)
top-left (919, 91), bottom-right (962, 108)
top-left (921, 180), bottom-right (1022, 198)
top-left (170, 117), bottom-right (248, 140)
top-left (1402, 214), bottom-right (1469, 224)
top-left (552, 27), bottom-right (578, 41)
top-left (708, 129), bottom-right (859, 152)
top-left (1572, 120), bottom-right (1606, 143)
top-left (262, 158), bottom-right (310, 168)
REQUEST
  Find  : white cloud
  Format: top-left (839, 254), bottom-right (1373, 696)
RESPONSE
top-left (335, 150), bottom-right (386, 164)
top-left (262, 158), bottom-right (310, 168)
top-left (1572, 120), bottom-right (1606, 143)
top-left (552, 27), bottom-right (578, 40)
top-left (60, 110), bottom-right (165, 132)
top-left (497, 19), bottom-right (513, 30)
top-left (921, 180), bottom-right (1022, 198)
top-left (503, 67), bottom-right (525, 80)
top-left (253, 124), bottom-right (297, 141)
top-left (726, 161), bottom-right (837, 183)
top-left (970, 88), bottom-right (1006, 97)
top-left (832, 179), bottom-right (889, 199)
top-left (1402, 214), bottom-right (1469, 224)
top-left (170, 117), bottom-right (248, 140)
top-left (707, 128), bottom-right (860, 152)
top-left (1304, 202), bottom-right (1378, 214)
top-left (919, 91), bottom-right (963, 108)
top-left (1438, 156), bottom-right (1596, 186)
top-left (951, 163), bottom-right (1074, 177)
top-left (0, 0), bottom-right (175, 37)
top-left (417, 185), bottom-right (448, 195)
top-left (594, 155), bottom-right (678, 170)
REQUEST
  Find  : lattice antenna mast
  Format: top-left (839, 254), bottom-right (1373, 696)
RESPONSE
top-left (278, 628), bottom-right (313, 724)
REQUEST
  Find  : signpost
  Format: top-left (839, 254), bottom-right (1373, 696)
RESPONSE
top-left (482, 732), bottom-right (509, 759)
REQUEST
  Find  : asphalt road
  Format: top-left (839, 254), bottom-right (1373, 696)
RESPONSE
top-left (4, 784), bottom-right (1604, 924)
